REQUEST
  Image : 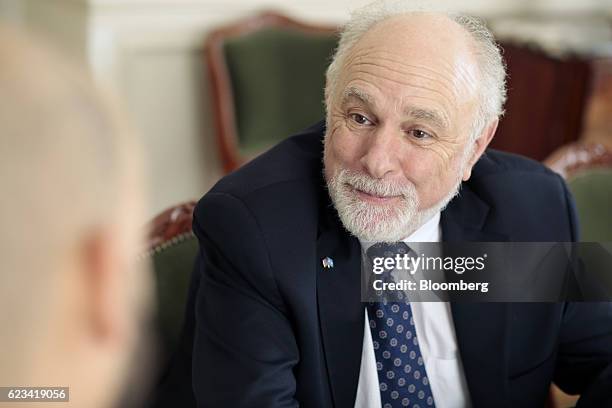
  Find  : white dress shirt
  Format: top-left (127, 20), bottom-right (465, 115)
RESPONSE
top-left (354, 213), bottom-right (472, 408)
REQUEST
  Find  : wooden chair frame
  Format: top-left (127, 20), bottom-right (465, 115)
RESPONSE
top-left (545, 142), bottom-right (612, 179)
top-left (204, 11), bottom-right (337, 173)
top-left (146, 201), bottom-right (197, 256)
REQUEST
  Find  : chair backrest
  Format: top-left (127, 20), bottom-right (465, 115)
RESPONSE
top-left (546, 143), bottom-right (612, 241)
top-left (205, 11), bottom-right (337, 172)
top-left (145, 201), bottom-right (198, 367)
top-left (568, 169), bottom-right (612, 241)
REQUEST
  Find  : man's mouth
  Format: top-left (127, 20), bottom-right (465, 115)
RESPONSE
top-left (348, 184), bottom-right (402, 204)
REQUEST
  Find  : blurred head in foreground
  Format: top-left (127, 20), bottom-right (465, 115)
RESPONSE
top-left (0, 27), bottom-right (151, 408)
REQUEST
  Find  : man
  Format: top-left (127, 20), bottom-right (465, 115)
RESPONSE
top-left (0, 28), bottom-right (152, 408)
top-left (174, 4), bottom-right (612, 407)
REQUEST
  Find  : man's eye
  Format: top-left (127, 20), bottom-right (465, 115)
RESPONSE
top-left (349, 113), bottom-right (373, 126)
top-left (410, 129), bottom-right (432, 139)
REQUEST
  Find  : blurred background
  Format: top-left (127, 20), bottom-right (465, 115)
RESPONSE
top-left (1, 0), bottom-right (610, 217)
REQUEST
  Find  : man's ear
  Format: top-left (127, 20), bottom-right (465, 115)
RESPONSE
top-left (462, 119), bottom-right (499, 181)
top-left (82, 227), bottom-right (127, 347)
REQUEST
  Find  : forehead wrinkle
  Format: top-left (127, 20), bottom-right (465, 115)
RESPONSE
top-left (452, 57), bottom-right (480, 100)
top-left (347, 46), bottom-right (479, 103)
top-left (361, 53), bottom-right (457, 85)
top-left (350, 47), bottom-right (457, 82)
top-left (348, 67), bottom-right (457, 110)
top-left (350, 60), bottom-right (458, 101)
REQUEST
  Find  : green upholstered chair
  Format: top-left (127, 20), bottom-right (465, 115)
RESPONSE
top-left (568, 169), bottom-right (612, 241)
top-left (145, 201), bottom-right (198, 368)
top-left (205, 11), bottom-right (338, 172)
top-left (546, 142), bottom-right (612, 241)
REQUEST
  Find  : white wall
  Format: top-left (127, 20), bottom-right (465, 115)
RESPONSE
top-left (2, 0), bottom-right (610, 215)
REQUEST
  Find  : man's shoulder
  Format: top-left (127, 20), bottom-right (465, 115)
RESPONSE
top-left (207, 121), bottom-right (326, 201)
top-left (473, 149), bottom-right (558, 180)
top-left (470, 149), bottom-right (564, 194)
top-left (192, 123), bottom-right (327, 284)
top-left (456, 149), bottom-right (576, 241)
top-left (194, 121), bottom-right (327, 234)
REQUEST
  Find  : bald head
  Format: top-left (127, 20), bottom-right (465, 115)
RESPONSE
top-left (353, 13), bottom-right (479, 94)
top-left (354, 12), bottom-right (478, 61)
top-left (325, 4), bottom-right (507, 138)
top-left (340, 13), bottom-right (481, 133)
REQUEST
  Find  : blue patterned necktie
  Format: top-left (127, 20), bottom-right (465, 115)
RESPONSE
top-left (366, 243), bottom-right (436, 408)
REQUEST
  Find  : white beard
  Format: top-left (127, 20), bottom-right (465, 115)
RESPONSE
top-left (325, 168), bottom-right (462, 243)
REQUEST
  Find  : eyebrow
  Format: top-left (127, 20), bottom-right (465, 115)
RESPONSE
top-left (341, 87), bottom-right (375, 108)
top-left (406, 107), bottom-right (449, 130)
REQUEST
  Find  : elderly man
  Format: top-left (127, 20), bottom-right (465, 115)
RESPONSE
top-left (167, 4), bottom-right (612, 408)
top-left (0, 29), bottom-right (151, 408)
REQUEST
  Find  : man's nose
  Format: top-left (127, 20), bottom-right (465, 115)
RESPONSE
top-left (360, 126), bottom-right (401, 179)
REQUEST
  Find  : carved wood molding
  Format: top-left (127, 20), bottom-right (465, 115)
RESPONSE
top-left (545, 142), bottom-right (612, 179)
top-left (146, 200), bottom-right (197, 254)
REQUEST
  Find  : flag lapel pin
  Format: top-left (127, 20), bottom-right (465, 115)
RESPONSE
top-left (321, 257), bottom-right (334, 269)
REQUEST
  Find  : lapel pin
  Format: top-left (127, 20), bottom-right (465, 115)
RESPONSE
top-left (322, 257), bottom-right (334, 269)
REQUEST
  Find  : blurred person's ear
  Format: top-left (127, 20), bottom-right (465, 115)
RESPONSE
top-left (82, 226), bottom-right (132, 345)
top-left (57, 226), bottom-right (135, 408)
top-left (64, 220), bottom-right (152, 408)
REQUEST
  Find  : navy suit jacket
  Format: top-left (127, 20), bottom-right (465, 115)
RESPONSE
top-left (157, 121), bottom-right (612, 408)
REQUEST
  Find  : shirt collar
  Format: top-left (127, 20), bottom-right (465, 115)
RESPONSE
top-left (404, 211), bottom-right (441, 243)
top-left (359, 211), bottom-right (442, 252)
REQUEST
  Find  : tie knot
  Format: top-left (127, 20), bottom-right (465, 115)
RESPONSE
top-left (366, 242), bottom-right (410, 261)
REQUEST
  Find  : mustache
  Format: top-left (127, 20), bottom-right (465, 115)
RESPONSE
top-left (335, 169), bottom-right (416, 199)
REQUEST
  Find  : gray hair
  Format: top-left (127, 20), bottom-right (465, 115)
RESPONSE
top-left (325, 1), bottom-right (507, 140)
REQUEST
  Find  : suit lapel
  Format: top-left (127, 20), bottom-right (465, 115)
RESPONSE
top-left (441, 186), bottom-right (511, 407)
top-left (316, 200), bottom-right (364, 408)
